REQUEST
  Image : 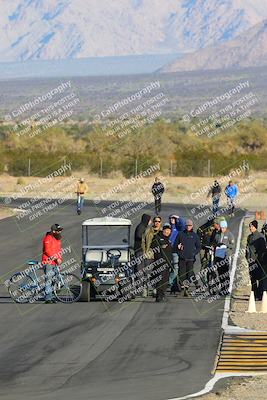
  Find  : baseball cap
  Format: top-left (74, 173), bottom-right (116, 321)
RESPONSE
top-left (185, 219), bottom-right (193, 226)
top-left (163, 223), bottom-right (171, 230)
top-left (51, 224), bottom-right (63, 232)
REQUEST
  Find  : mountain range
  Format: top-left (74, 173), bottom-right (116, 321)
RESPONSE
top-left (0, 0), bottom-right (267, 62)
top-left (160, 18), bottom-right (267, 72)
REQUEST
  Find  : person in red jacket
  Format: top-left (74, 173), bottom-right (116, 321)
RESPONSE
top-left (42, 223), bottom-right (63, 303)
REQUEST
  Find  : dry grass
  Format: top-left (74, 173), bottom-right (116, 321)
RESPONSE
top-left (0, 171), bottom-right (266, 210)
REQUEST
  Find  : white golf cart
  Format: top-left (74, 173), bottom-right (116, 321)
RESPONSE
top-left (80, 217), bottom-right (133, 301)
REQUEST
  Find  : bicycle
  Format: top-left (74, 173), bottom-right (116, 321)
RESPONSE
top-left (7, 260), bottom-right (82, 304)
top-left (227, 197), bottom-right (235, 216)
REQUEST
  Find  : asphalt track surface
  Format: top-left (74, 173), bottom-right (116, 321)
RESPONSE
top-left (0, 199), bottom-right (244, 400)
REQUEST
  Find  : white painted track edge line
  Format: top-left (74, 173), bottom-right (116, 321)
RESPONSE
top-left (167, 215), bottom-right (246, 400)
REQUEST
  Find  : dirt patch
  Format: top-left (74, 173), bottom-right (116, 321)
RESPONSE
top-left (0, 171), bottom-right (267, 209)
top-left (0, 206), bottom-right (15, 220)
top-left (194, 376), bottom-right (267, 399)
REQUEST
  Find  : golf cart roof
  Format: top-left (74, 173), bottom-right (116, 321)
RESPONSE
top-left (82, 217), bottom-right (132, 226)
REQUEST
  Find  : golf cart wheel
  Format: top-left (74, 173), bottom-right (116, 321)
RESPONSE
top-left (8, 272), bottom-right (36, 303)
top-left (80, 280), bottom-right (91, 302)
top-left (54, 273), bottom-right (82, 303)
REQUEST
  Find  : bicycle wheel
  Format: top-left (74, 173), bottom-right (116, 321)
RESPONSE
top-left (8, 272), bottom-right (36, 303)
top-left (54, 273), bottom-right (82, 303)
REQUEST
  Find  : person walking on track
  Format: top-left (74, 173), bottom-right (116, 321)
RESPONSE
top-left (207, 180), bottom-right (222, 216)
top-left (225, 180), bottom-right (238, 216)
top-left (151, 177), bottom-right (165, 215)
top-left (174, 219), bottom-right (201, 297)
top-left (76, 178), bottom-right (88, 214)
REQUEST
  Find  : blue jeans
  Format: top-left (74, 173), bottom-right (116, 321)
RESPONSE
top-left (77, 195), bottom-right (84, 210)
top-left (169, 253), bottom-right (179, 286)
top-left (44, 265), bottom-right (56, 301)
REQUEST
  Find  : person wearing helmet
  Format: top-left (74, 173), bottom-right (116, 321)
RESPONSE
top-left (42, 224), bottom-right (63, 304)
top-left (76, 178), bottom-right (88, 214)
top-left (214, 220), bottom-right (235, 295)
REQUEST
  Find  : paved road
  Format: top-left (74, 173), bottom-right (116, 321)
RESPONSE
top-left (0, 200), bottom-right (244, 400)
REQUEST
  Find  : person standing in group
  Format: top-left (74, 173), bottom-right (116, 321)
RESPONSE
top-left (141, 216), bottom-right (162, 297)
top-left (134, 213), bottom-right (151, 273)
top-left (151, 223), bottom-right (173, 302)
top-left (76, 178), bottom-right (88, 214)
top-left (197, 217), bottom-right (214, 270)
top-left (246, 220), bottom-right (266, 301)
top-left (174, 219), bottom-right (201, 297)
top-left (42, 224), bottom-right (63, 304)
top-left (207, 180), bottom-right (222, 216)
top-left (210, 217), bottom-right (226, 246)
top-left (213, 220), bottom-right (235, 295)
top-left (225, 180), bottom-right (238, 216)
top-left (151, 177), bottom-right (165, 215)
top-left (169, 215), bottom-right (186, 294)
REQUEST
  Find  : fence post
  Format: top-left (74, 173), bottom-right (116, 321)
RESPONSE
top-left (28, 158), bottom-right (31, 176)
top-left (100, 158), bottom-right (103, 178)
top-left (207, 159), bottom-right (211, 177)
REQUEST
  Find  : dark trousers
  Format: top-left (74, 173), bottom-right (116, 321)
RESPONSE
top-left (179, 259), bottom-right (195, 287)
top-left (212, 196), bottom-right (220, 215)
top-left (154, 262), bottom-right (169, 300)
top-left (215, 257), bottom-right (230, 292)
top-left (154, 197), bottom-right (161, 214)
top-left (249, 261), bottom-right (264, 300)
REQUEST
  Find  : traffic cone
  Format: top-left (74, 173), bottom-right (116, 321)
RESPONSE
top-left (246, 291), bottom-right (256, 313)
top-left (260, 291), bottom-right (267, 313)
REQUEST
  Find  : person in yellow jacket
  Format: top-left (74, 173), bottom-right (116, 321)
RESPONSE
top-left (76, 178), bottom-right (88, 214)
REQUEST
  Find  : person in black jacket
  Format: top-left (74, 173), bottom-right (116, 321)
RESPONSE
top-left (207, 180), bottom-right (222, 215)
top-left (151, 177), bottom-right (165, 215)
top-left (246, 220), bottom-right (267, 301)
top-left (134, 213), bottom-right (151, 273)
top-left (174, 219), bottom-right (201, 297)
top-left (197, 217), bottom-right (214, 269)
top-left (151, 223), bottom-right (172, 302)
